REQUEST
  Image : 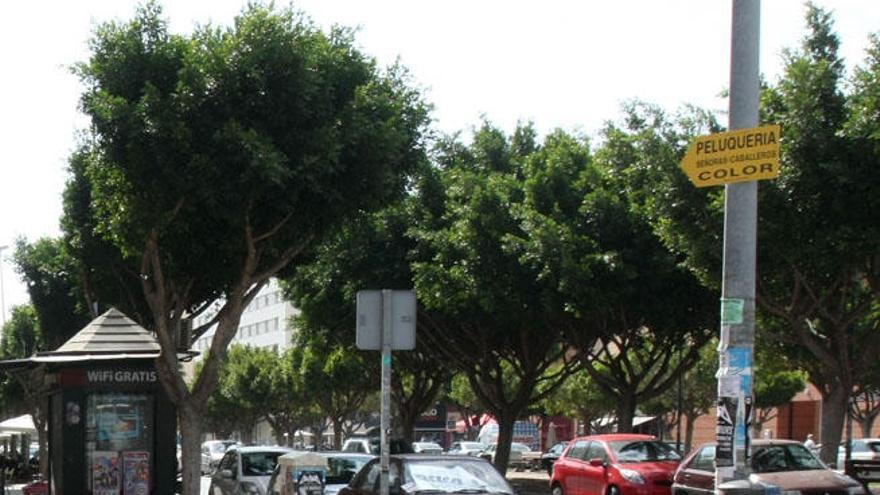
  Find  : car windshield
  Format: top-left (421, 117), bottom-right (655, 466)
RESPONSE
top-left (511, 444), bottom-right (531, 452)
top-left (609, 441), bottom-right (681, 463)
top-left (242, 452), bottom-right (283, 477)
top-left (326, 456), bottom-right (371, 485)
top-left (751, 444), bottom-right (825, 473)
top-left (403, 458), bottom-right (513, 494)
top-left (868, 442), bottom-right (880, 453)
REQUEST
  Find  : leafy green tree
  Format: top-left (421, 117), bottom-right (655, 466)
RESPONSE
top-left (0, 305), bottom-right (50, 477)
top-left (12, 238), bottom-right (91, 350)
top-left (67, 3), bottom-right (429, 491)
top-left (267, 347), bottom-right (323, 446)
top-left (626, 5), bottom-right (880, 464)
top-left (412, 123), bottom-right (579, 470)
top-left (540, 369), bottom-right (616, 435)
top-left (220, 345), bottom-right (277, 443)
top-left (287, 328), bottom-right (375, 449)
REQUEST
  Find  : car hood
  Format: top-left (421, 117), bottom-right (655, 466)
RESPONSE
top-left (752, 470), bottom-right (860, 490)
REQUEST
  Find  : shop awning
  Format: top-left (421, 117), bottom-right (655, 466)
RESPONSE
top-left (0, 414), bottom-right (36, 434)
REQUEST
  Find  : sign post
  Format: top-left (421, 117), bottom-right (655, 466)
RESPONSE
top-left (357, 290), bottom-right (416, 495)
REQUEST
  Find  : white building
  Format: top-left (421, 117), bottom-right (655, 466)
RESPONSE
top-left (190, 278), bottom-right (299, 445)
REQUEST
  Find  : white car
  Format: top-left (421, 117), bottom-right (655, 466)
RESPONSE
top-left (480, 442), bottom-right (533, 468)
top-left (412, 441), bottom-right (444, 454)
top-left (838, 438), bottom-right (880, 465)
top-left (446, 441), bottom-right (486, 456)
top-left (209, 445), bottom-right (292, 495)
top-left (201, 439), bottom-right (241, 475)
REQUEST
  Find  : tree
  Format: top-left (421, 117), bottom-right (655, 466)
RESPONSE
top-left (596, 7), bottom-right (880, 460)
top-left (12, 238), bottom-right (91, 350)
top-left (68, 3), bottom-right (429, 492)
top-left (287, 329), bottom-right (376, 449)
top-left (412, 123), bottom-right (579, 471)
top-left (0, 305), bottom-right (50, 478)
top-left (540, 369), bottom-right (616, 435)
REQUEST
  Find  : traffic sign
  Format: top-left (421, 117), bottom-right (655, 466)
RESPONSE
top-left (680, 124), bottom-right (780, 187)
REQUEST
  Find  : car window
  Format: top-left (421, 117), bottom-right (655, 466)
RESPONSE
top-left (751, 444), bottom-right (825, 473)
top-left (868, 441), bottom-right (880, 453)
top-left (326, 456), bottom-right (371, 485)
top-left (218, 451), bottom-right (237, 472)
top-left (355, 461), bottom-right (381, 492)
top-left (690, 446), bottom-right (716, 472)
top-left (584, 442), bottom-right (607, 462)
top-left (242, 452), bottom-right (283, 477)
top-left (609, 440), bottom-right (681, 462)
top-left (567, 440), bottom-right (588, 460)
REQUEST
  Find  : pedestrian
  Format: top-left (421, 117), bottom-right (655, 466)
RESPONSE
top-left (804, 433), bottom-right (821, 455)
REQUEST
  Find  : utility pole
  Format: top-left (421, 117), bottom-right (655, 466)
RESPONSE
top-left (716, 0), bottom-right (760, 486)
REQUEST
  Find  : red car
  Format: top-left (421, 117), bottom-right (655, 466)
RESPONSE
top-left (550, 433), bottom-right (681, 495)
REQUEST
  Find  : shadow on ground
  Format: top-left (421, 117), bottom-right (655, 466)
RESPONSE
top-left (507, 470), bottom-right (550, 495)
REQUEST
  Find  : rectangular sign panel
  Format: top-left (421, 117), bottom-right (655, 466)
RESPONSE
top-left (356, 290), bottom-right (416, 350)
top-left (681, 124), bottom-right (781, 187)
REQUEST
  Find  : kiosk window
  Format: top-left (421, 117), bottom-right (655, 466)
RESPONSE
top-left (85, 393), bottom-right (154, 495)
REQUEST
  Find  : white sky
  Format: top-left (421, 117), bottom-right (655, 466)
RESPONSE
top-left (0, 0), bottom-right (877, 322)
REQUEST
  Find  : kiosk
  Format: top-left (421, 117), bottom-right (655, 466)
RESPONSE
top-left (0, 308), bottom-right (190, 495)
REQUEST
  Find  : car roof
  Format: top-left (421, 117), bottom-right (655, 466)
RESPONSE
top-left (571, 434), bottom-right (656, 442)
top-left (319, 451), bottom-right (376, 459)
top-left (694, 439), bottom-right (804, 449)
top-left (229, 445), bottom-right (294, 454)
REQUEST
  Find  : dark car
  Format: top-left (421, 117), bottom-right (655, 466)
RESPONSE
top-left (672, 439), bottom-right (865, 494)
top-left (541, 441), bottom-right (569, 475)
top-left (339, 454), bottom-right (514, 495)
top-left (550, 433), bottom-right (680, 495)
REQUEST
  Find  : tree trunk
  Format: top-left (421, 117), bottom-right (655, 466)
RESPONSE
top-left (493, 413), bottom-right (515, 473)
top-left (178, 403), bottom-right (203, 495)
top-left (35, 400), bottom-right (49, 479)
top-left (684, 413), bottom-right (696, 454)
top-left (615, 393), bottom-right (637, 433)
top-left (859, 416), bottom-right (877, 438)
top-left (818, 383), bottom-right (848, 464)
top-left (332, 418), bottom-right (344, 450)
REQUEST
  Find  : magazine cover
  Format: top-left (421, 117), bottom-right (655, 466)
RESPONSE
top-left (123, 451), bottom-right (151, 495)
top-left (92, 451), bottom-right (121, 495)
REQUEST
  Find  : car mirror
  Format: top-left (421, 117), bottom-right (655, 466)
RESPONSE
top-left (588, 458), bottom-right (605, 468)
top-left (220, 469), bottom-right (235, 479)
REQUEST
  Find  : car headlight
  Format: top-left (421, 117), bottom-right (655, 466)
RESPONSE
top-left (618, 468), bottom-right (646, 484)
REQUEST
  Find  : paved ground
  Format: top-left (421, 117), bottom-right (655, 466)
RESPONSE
top-left (505, 469), bottom-right (551, 495)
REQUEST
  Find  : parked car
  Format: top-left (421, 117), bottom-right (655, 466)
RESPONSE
top-left (446, 441), bottom-right (486, 456)
top-left (550, 434), bottom-right (681, 495)
top-left (201, 439), bottom-right (241, 475)
top-left (267, 451), bottom-right (375, 495)
top-left (208, 445), bottom-right (292, 495)
top-left (673, 439), bottom-right (865, 494)
top-left (479, 442), bottom-right (535, 469)
top-left (338, 454), bottom-right (515, 495)
top-left (342, 437), bottom-right (414, 455)
top-left (541, 441), bottom-right (569, 475)
top-left (838, 438), bottom-right (880, 466)
top-left (412, 442), bottom-right (444, 454)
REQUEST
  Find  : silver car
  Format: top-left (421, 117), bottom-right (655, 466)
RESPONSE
top-left (209, 445), bottom-right (292, 495)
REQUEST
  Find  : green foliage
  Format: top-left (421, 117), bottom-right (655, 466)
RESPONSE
top-left (12, 238), bottom-right (91, 350)
top-left (0, 305), bottom-right (41, 359)
top-left (539, 369), bottom-right (616, 425)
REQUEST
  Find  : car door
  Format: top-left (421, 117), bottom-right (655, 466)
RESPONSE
top-left (557, 439), bottom-right (589, 495)
top-left (675, 445), bottom-right (715, 494)
top-left (212, 450), bottom-right (239, 495)
top-left (346, 459), bottom-right (381, 495)
top-left (581, 441), bottom-right (609, 495)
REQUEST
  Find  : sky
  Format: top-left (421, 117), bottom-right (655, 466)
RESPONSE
top-left (0, 0), bottom-right (877, 323)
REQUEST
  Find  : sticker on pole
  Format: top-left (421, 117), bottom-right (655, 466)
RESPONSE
top-left (720, 298), bottom-right (745, 325)
top-left (681, 124), bottom-right (780, 187)
top-left (716, 397), bottom-right (737, 468)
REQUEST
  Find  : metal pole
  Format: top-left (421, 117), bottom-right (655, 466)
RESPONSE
top-left (0, 245), bottom-right (8, 328)
top-left (380, 290), bottom-right (392, 495)
top-left (716, 0), bottom-right (760, 486)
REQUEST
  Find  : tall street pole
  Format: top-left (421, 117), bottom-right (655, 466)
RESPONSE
top-left (716, 0), bottom-right (760, 485)
top-left (0, 244), bottom-right (8, 328)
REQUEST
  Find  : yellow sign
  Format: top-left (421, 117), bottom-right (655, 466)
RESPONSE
top-left (680, 124), bottom-right (781, 187)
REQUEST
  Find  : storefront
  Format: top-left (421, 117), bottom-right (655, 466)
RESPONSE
top-left (0, 308), bottom-right (190, 495)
